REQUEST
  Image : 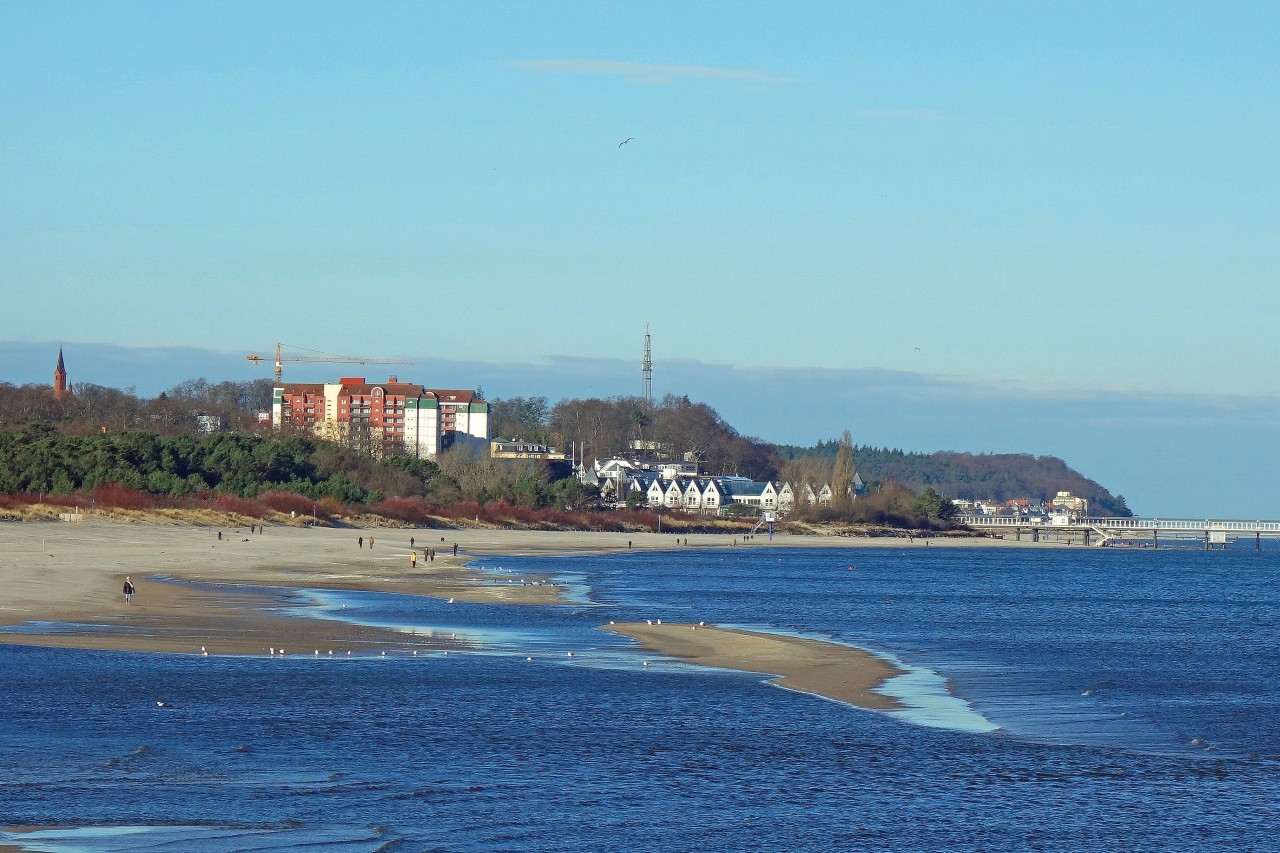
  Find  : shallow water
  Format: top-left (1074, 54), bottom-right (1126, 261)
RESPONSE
top-left (1, 545), bottom-right (1277, 851)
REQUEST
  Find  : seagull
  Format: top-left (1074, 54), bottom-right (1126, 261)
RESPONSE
top-left (526, 656), bottom-right (533, 662)
top-left (447, 598), bottom-right (455, 604)
top-left (269, 647), bottom-right (275, 655)
top-left (156, 701), bottom-right (167, 708)
top-left (642, 661), bottom-right (649, 667)
top-left (618, 137), bottom-right (633, 147)
top-left (646, 619), bottom-right (653, 626)
top-left (567, 651), bottom-right (574, 657)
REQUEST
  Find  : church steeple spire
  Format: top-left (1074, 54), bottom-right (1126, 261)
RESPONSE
top-left (53, 347), bottom-right (69, 399)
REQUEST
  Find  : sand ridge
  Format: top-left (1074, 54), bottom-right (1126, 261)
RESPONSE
top-left (603, 622), bottom-right (905, 710)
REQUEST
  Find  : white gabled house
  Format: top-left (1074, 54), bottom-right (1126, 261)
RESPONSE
top-left (700, 479), bottom-right (725, 513)
top-left (644, 476), bottom-right (666, 507)
top-left (682, 479), bottom-right (703, 512)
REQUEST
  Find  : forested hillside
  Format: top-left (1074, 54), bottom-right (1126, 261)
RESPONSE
top-left (773, 441), bottom-right (1133, 517)
top-left (0, 425), bottom-right (596, 511)
top-left (0, 377), bottom-right (1131, 518)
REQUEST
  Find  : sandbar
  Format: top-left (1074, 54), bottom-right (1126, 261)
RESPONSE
top-left (603, 622), bottom-right (904, 710)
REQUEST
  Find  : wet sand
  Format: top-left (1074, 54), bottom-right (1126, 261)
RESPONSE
top-left (0, 521), bottom-right (583, 656)
top-left (0, 519), bottom-right (999, 680)
top-left (603, 622), bottom-right (905, 710)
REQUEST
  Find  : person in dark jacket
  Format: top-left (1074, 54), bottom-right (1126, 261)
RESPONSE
top-left (123, 576), bottom-right (135, 605)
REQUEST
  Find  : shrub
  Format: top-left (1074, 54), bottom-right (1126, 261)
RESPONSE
top-left (209, 494), bottom-right (265, 518)
top-left (257, 490), bottom-right (319, 517)
top-left (91, 483), bottom-right (152, 511)
top-left (370, 497), bottom-right (436, 526)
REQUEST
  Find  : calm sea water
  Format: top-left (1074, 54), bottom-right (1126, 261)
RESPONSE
top-left (1, 543), bottom-right (1277, 851)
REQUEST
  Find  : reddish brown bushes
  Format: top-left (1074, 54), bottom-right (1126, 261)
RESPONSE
top-left (209, 494), bottom-right (265, 518)
top-left (257, 491), bottom-right (317, 518)
top-left (91, 483), bottom-right (152, 511)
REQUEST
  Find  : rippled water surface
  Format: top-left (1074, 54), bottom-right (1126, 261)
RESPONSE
top-left (2, 544), bottom-right (1277, 851)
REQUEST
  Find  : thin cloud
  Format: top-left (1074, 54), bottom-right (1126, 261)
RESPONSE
top-left (513, 59), bottom-right (799, 85)
top-left (855, 108), bottom-right (944, 122)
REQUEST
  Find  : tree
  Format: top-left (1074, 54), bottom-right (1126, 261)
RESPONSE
top-left (910, 487), bottom-right (956, 521)
top-left (831, 430), bottom-right (856, 510)
top-left (490, 396), bottom-right (550, 442)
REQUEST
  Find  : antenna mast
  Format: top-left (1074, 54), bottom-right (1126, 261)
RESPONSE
top-left (642, 324), bottom-right (653, 408)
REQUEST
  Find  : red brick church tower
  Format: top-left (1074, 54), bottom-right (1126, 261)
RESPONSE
top-left (53, 347), bottom-right (70, 400)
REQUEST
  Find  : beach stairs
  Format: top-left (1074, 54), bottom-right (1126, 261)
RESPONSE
top-left (1089, 524), bottom-right (1114, 547)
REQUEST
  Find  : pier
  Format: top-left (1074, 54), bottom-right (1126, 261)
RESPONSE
top-left (956, 515), bottom-right (1280, 549)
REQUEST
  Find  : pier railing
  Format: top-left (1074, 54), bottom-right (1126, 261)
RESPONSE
top-left (957, 516), bottom-right (1280, 533)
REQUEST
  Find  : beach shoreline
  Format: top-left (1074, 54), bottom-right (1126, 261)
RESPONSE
top-left (0, 519), bottom-right (1024, 699)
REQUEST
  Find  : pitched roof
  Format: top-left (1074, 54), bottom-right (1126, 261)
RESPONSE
top-left (427, 389), bottom-right (476, 403)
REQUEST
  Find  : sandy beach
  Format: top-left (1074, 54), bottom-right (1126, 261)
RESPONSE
top-left (0, 518), bottom-right (1012, 698)
top-left (603, 622), bottom-right (905, 710)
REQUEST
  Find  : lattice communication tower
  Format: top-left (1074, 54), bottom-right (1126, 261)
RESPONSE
top-left (642, 325), bottom-right (653, 408)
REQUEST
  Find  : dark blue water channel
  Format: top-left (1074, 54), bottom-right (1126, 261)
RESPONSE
top-left (1, 545), bottom-right (1277, 851)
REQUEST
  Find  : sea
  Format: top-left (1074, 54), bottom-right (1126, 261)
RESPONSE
top-left (1, 542), bottom-right (1277, 852)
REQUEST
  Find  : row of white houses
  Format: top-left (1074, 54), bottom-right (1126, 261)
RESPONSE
top-left (588, 458), bottom-right (865, 515)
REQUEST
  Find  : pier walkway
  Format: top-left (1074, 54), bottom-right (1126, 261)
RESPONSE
top-left (956, 515), bottom-right (1280, 548)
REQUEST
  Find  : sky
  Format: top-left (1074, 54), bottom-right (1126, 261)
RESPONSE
top-left (2, 3), bottom-right (1278, 517)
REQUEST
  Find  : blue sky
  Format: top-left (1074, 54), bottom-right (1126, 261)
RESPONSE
top-left (2, 3), bottom-right (1278, 516)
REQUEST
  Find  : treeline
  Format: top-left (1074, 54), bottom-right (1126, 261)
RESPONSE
top-left (773, 441), bottom-right (1132, 517)
top-left (489, 393), bottom-right (778, 480)
top-left (0, 378), bottom-right (274, 435)
top-left (0, 426), bottom-right (595, 511)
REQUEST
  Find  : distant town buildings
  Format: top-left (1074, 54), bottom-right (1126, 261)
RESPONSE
top-left (273, 376), bottom-right (489, 459)
top-left (586, 455), bottom-right (865, 516)
top-left (954, 491), bottom-right (1090, 522)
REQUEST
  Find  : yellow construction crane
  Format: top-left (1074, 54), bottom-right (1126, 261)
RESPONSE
top-left (247, 343), bottom-right (413, 383)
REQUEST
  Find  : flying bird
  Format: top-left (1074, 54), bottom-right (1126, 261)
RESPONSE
top-left (618, 137), bottom-right (634, 148)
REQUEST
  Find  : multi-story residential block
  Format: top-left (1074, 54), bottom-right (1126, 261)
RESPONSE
top-left (273, 376), bottom-right (488, 458)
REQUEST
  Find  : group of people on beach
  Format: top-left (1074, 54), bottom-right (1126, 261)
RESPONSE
top-left (358, 535), bottom-right (460, 564)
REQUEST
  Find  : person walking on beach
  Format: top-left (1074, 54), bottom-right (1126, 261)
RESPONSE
top-left (123, 576), bottom-right (135, 605)
top-left (410, 536), bottom-right (415, 548)
top-left (358, 536), bottom-right (364, 549)
top-left (410, 551), bottom-right (418, 568)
